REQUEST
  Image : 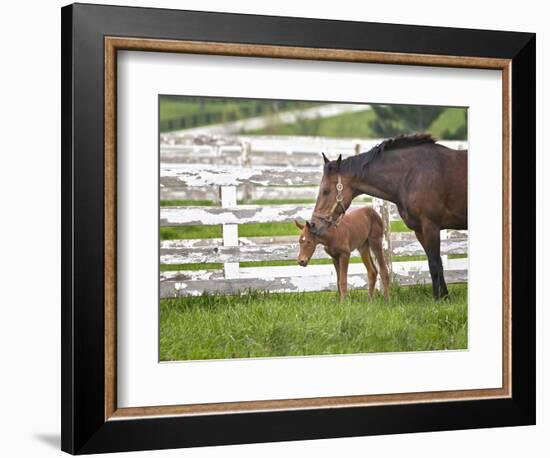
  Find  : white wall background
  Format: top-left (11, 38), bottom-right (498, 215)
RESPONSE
top-left (0, 1), bottom-right (545, 456)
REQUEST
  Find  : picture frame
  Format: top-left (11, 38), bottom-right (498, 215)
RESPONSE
top-left (61, 3), bottom-right (536, 454)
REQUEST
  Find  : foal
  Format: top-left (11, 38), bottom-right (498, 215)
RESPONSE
top-left (295, 207), bottom-right (390, 302)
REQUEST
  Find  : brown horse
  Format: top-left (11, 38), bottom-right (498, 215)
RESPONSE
top-left (312, 134), bottom-right (467, 300)
top-left (295, 207), bottom-right (390, 302)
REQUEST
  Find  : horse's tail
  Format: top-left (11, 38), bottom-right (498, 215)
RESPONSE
top-left (364, 208), bottom-right (380, 261)
top-left (363, 239), bottom-right (378, 275)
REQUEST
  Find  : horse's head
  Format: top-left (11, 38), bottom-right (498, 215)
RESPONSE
top-left (294, 219), bottom-right (319, 267)
top-left (312, 153), bottom-right (354, 230)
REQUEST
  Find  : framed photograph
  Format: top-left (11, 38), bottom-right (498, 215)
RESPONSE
top-left (61, 3), bottom-right (536, 454)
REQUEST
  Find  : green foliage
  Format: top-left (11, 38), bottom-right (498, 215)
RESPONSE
top-left (430, 108), bottom-right (468, 140)
top-left (368, 105), bottom-right (444, 137)
top-left (159, 96), bottom-right (322, 132)
top-left (160, 284), bottom-right (468, 361)
top-left (366, 105), bottom-right (467, 140)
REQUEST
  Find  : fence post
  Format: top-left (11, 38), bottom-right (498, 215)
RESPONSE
top-left (372, 198), bottom-right (392, 276)
top-left (241, 141), bottom-right (253, 203)
top-left (441, 229), bottom-right (449, 271)
top-left (220, 185), bottom-right (239, 279)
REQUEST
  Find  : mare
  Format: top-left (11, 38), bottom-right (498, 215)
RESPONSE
top-left (312, 134), bottom-right (467, 300)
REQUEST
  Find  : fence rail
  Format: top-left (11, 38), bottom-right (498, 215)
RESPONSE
top-left (161, 185), bottom-right (322, 202)
top-left (159, 138), bottom-right (466, 201)
top-left (160, 137), bottom-right (466, 162)
top-left (160, 203), bottom-right (382, 226)
top-left (160, 234), bottom-right (467, 265)
top-left (161, 165), bottom-right (322, 188)
top-left (160, 269), bottom-right (468, 297)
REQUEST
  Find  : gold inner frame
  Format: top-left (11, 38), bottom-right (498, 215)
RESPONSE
top-left (104, 37), bottom-right (512, 421)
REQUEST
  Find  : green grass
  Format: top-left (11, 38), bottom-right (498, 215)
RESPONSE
top-left (160, 222), bottom-right (298, 240)
top-left (242, 106), bottom-right (466, 140)
top-left (244, 109), bottom-right (377, 137)
top-left (160, 253), bottom-right (467, 272)
top-left (390, 220), bottom-right (408, 232)
top-left (160, 200), bottom-right (215, 207)
top-left (161, 257), bottom-right (365, 272)
top-left (160, 219), bottom-right (408, 241)
top-left (161, 225), bottom-right (222, 240)
top-left (160, 283), bottom-right (467, 361)
top-left (161, 263), bottom-right (223, 272)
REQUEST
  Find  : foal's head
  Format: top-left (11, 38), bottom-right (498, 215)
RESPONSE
top-left (312, 153), bottom-right (354, 230)
top-left (294, 219), bottom-right (321, 267)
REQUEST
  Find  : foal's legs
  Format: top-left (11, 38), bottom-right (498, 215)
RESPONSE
top-left (337, 253), bottom-right (350, 302)
top-left (331, 256), bottom-right (341, 299)
top-left (359, 243), bottom-right (378, 299)
top-left (415, 223), bottom-right (449, 300)
top-left (369, 238), bottom-right (390, 300)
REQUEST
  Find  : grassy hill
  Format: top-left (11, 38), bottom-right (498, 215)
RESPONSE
top-left (160, 96), bottom-right (467, 140)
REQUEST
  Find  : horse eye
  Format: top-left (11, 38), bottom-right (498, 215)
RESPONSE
top-left (323, 188), bottom-right (330, 196)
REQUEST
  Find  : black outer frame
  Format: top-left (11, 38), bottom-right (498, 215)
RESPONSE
top-left (61, 3), bottom-right (536, 454)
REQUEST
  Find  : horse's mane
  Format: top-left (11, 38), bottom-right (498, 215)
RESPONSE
top-left (326, 133), bottom-right (437, 176)
top-left (377, 133), bottom-right (436, 152)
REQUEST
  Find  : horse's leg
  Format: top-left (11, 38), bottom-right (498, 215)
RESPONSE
top-left (439, 253), bottom-right (449, 299)
top-left (338, 253), bottom-right (350, 302)
top-left (369, 236), bottom-right (390, 301)
top-left (359, 243), bottom-right (377, 299)
top-left (414, 229), bottom-right (424, 247)
top-left (423, 228), bottom-right (448, 299)
top-left (331, 255), bottom-right (341, 300)
top-left (417, 224), bottom-right (448, 300)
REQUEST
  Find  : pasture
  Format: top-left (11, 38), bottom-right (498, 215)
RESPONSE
top-left (160, 284), bottom-right (467, 361)
top-left (159, 191), bottom-right (468, 361)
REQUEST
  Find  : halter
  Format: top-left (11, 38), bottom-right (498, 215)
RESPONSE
top-left (313, 175), bottom-right (346, 227)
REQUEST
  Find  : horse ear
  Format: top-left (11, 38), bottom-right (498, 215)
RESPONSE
top-left (322, 152), bottom-right (329, 164)
top-left (294, 219), bottom-right (304, 230)
top-left (336, 154), bottom-right (342, 170)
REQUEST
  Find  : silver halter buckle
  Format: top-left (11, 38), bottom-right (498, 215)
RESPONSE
top-left (335, 176), bottom-right (344, 202)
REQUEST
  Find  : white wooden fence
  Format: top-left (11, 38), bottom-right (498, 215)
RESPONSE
top-left (160, 136), bottom-right (467, 202)
top-left (160, 136), bottom-right (468, 297)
